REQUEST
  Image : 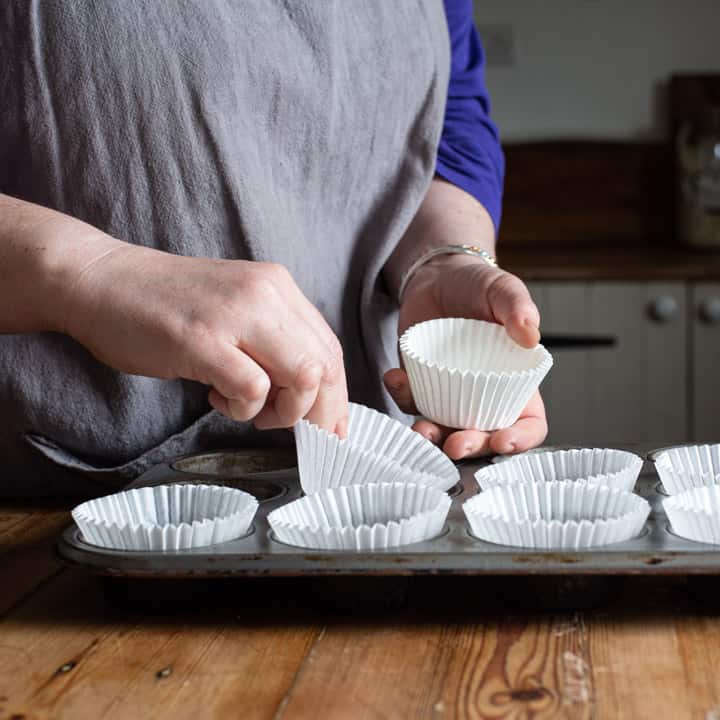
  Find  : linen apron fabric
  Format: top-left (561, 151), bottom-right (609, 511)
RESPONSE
top-left (0, 0), bottom-right (450, 496)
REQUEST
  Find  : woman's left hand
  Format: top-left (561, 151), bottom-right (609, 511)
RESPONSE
top-left (383, 253), bottom-right (548, 460)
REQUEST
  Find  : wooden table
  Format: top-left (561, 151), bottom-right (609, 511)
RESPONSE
top-left (3, 501), bottom-right (720, 720)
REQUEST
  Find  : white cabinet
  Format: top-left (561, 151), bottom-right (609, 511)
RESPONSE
top-left (691, 283), bottom-right (720, 441)
top-left (527, 282), bottom-right (688, 445)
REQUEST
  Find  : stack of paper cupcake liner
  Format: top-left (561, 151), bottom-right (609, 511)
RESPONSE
top-left (72, 484), bottom-right (258, 551)
top-left (399, 318), bottom-right (553, 431)
top-left (295, 402), bottom-right (459, 494)
top-left (664, 485), bottom-right (720, 545)
top-left (475, 448), bottom-right (643, 493)
top-left (653, 443), bottom-right (720, 495)
top-left (268, 482), bottom-right (452, 550)
top-left (463, 480), bottom-right (650, 549)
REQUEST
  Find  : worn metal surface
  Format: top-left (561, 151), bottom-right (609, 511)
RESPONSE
top-left (57, 444), bottom-right (720, 577)
top-left (167, 448), bottom-right (297, 477)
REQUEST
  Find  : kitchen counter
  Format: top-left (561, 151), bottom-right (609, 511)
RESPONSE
top-left (3, 498), bottom-right (720, 718)
top-left (500, 245), bottom-right (720, 282)
top-left (497, 139), bottom-right (720, 282)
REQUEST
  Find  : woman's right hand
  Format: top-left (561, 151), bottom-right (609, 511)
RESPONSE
top-left (57, 238), bottom-right (349, 435)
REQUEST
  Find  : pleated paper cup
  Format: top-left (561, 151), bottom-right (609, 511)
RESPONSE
top-left (72, 484), bottom-right (258, 551)
top-left (463, 480), bottom-right (650, 549)
top-left (268, 482), bottom-right (451, 550)
top-left (490, 446), bottom-right (580, 464)
top-left (294, 402), bottom-right (459, 494)
top-left (654, 443), bottom-right (720, 495)
top-left (664, 485), bottom-right (720, 545)
top-left (399, 318), bottom-right (553, 431)
top-left (475, 448), bottom-right (643, 493)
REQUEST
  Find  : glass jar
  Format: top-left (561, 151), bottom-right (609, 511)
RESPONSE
top-left (676, 108), bottom-right (720, 249)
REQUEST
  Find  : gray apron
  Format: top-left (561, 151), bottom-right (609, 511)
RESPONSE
top-left (0, 0), bottom-right (450, 496)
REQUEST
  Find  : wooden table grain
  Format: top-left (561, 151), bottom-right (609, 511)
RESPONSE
top-left (2, 502), bottom-right (720, 720)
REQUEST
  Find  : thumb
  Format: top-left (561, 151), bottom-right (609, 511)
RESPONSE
top-left (486, 272), bottom-right (541, 348)
top-left (383, 368), bottom-right (419, 414)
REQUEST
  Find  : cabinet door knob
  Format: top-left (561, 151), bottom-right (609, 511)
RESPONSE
top-left (699, 297), bottom-right (720, 324)
top-left (648, 295), bottom-right (679, 322)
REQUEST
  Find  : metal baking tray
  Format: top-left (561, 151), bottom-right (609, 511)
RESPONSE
top-left (57, 442), bottom-right (720, 577)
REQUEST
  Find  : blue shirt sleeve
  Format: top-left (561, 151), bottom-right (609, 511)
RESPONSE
top-left (437, 0), bottom-right (505, 233)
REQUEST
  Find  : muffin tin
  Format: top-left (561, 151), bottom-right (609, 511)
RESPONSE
top-left (58, 442), bottom-right (720, 576)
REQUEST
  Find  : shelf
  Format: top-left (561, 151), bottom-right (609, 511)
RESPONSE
top-left (500, 245), bottom-right (720, 282)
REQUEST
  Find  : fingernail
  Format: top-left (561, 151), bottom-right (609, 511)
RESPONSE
top-left (501, 442), bottom-right (516, 455)
top-left (335, 416), bottom-right (349, 439)
top-left (463, 442), bottom-right (474, 456)
top-left (387, 382), bottom-right (402, 392)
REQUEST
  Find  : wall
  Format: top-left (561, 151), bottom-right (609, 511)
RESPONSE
top-left (474, 0), bottom-right (720, 141)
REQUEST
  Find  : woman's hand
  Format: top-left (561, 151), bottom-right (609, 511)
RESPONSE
top-left (384, 252), bottom-right (547, 459)
top-left (59, 240), bottom-right (348, 435)
top-left (1, 194), bottom-right (347, 433)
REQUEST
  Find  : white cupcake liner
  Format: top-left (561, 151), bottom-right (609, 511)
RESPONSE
top-left (463, 480), bottom-right (650, 549)
top-left (72, 484), bottom-right (259, 551)
top-left (654, 443), bottom-right (720, 495)
top-left (268, 482), bottom-right (451, 550)
top-left (664, 485), bottom-right (720, 545)
top-left (399, 318), bottom-right (553, 431)
top-left (294, 402), bottom-right (459, 494)
top-left (475, 448), bottom-right (643, 493)
top-left (491, 446), bottom-right (584, 463)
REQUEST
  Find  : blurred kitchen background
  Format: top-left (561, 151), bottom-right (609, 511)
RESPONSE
top-left (473, 0), bottom-right (720, 445)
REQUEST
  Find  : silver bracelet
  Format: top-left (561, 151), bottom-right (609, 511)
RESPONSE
top-left (397, 244), bottom-right (498, 304)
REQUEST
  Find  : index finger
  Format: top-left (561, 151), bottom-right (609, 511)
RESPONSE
top-left (284, 282), bottom-right (349, 434)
